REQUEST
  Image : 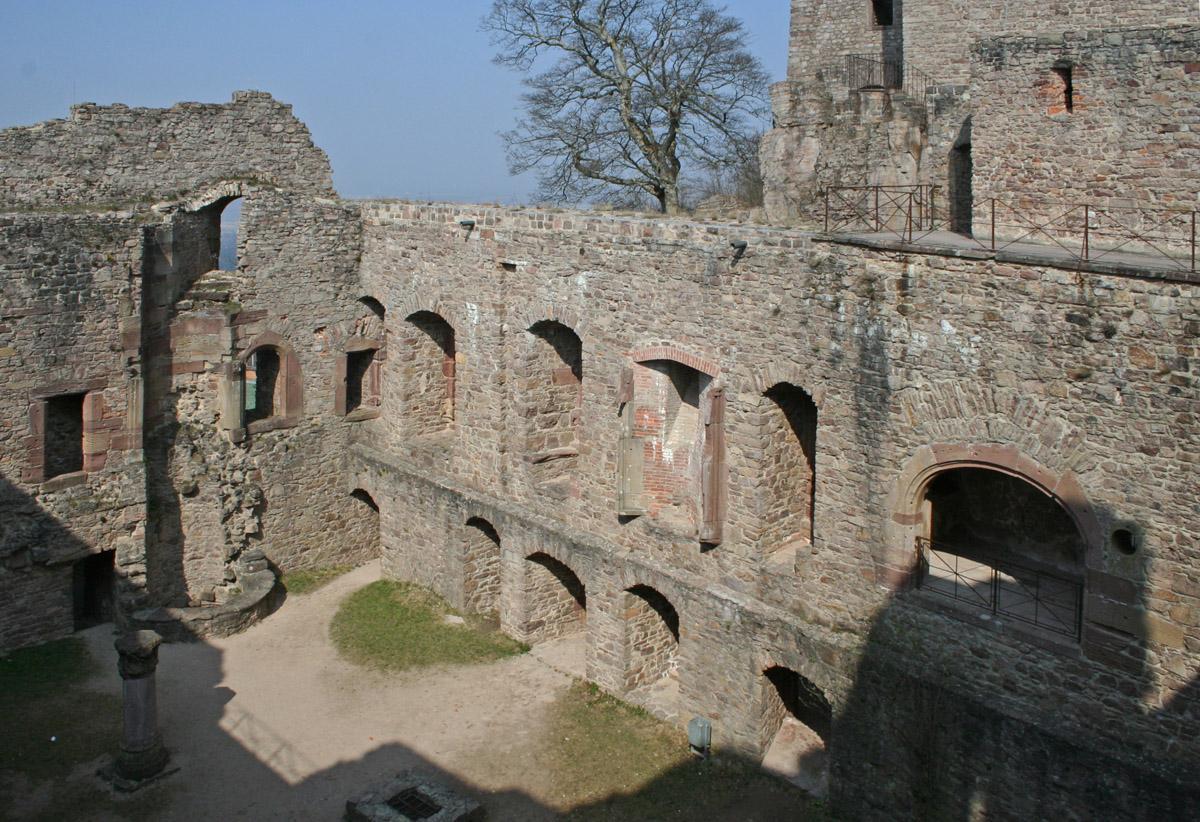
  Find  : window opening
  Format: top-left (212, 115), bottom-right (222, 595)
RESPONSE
top-left (216, 197), bottom-right (243, 271)
top-left (245, 347), bottom-right (280, 424)
top-left (871, 0), bottom-right (894, 26)
top-left (346, 349), bottom-right (376, 414)
top-left (45, 393), bottom-right (85, 478)
top-left (917, 468), bottom-right (1085, 638)
top-left (1052, 64), bottom-right (1074, 113)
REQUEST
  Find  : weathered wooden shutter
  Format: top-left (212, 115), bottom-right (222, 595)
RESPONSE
top-left (616, 367), bottom-right (646, 516)
top-left (699, 386), bottom-right (727, 544)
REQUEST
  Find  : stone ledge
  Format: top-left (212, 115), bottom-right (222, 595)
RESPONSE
top-left (128, 568), bottom-right (282, 642)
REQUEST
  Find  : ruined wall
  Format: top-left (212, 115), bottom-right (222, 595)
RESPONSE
top-left (0, 213), bottom-right (146, 648)
top-left (0, 94), bottom-right (362, 648)
top-left (359, 201), bottom-right (1199, 816)
top-left (0, 91), bottom-right (333, 207)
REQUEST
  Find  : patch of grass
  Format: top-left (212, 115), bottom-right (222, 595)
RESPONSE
top-left (330, 580), bottom-right (528, 671)
top-left (537, 682), bottom-right (822, 821)
top-left (0, 637), bottom-right (120, 781)
top-left (282, 564), bottom-right (354, 595)
top-left (0, 637), bottom-right (175, 821)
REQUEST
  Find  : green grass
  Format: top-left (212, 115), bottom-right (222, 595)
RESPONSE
top-left (330, 580), bottom-right (528, 670)
top-left (282, 564), bottom-right (355, 595)
top-left (537, 682), bottom-right (821, 821)
top-left (0, 637), bottom-right (121, 782)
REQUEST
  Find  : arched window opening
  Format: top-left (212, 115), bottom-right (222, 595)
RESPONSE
top-left (202, 196), bottom-right (243, 272)
top-left (356, 296), bottom-right (386, 338)
top-left (760, 666), bottom-right (832, 797)
top-left (523, 552), bottom-right (587, 648)
top-left (403, 311), bottom-right (456, 435)
top-left (621, 358), bottom-right (724, 540)
top-left (463, 517), bottom-right (501, 614)
top-left (244, 347), bottom-right (281, 425)
top-left (762, 384), bottom-right (817, 561)
top-left (622, 585), bottom-right (680, 697)
top-left (918, 467), bottom-right (1085, 638)
top-left (523, 321), bottom-right (583, 492)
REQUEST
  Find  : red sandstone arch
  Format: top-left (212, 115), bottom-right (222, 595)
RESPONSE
top-left (883, 443), bottom-right (1103, 589)
top-left (237, 331), bottom-right (304, 431)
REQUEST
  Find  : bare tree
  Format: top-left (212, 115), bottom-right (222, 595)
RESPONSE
top-left (484, 0), bottom-right (769, 214)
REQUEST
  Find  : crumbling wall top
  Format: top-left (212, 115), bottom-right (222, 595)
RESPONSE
top-left (0, 90), bottom-right (335, 209)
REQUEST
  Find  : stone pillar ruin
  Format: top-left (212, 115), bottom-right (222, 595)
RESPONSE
top-left (114, 630), bottom-right (169, 782)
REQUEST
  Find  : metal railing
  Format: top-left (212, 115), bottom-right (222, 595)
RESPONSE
top-left (916, 538), bottom-right (1083, 639)
top-left (823, 184), bottom-right (940, 241)
top-left (846, 54), bottom-right (934, 100)
top-left (821, 184), bottom-right (1199, 275)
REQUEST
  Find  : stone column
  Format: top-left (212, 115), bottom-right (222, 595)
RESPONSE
top-left (114, 630), bottom-right (169, 781)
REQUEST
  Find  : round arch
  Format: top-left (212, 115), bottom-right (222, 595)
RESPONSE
top-left (884, 443), bottom-right (1103, 584)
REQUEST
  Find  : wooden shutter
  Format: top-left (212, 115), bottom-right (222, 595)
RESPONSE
top-left (616, 366), bottom-right (646, 515)
top-left (699, 386), bottom-right (727, 544)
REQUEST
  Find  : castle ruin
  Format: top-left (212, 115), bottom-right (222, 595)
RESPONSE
top-left (1, 2), bottom-right (1197, 818)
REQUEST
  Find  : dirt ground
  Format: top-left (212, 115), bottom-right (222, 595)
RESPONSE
top-left (5, 563), bottom-right (816, 821)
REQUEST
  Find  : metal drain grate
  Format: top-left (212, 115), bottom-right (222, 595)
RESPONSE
top-left (387, 787), bottom-right (441, 820)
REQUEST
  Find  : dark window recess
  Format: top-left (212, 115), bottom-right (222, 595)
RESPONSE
top-left (346, 349), bottom-right (375, 413)
top-left (45, 394), bottom-right (85, 478)
top-left (871, 0), bottom-right (894, 26)
top-left (387, 788), bottom-right (441, 820)
top-left (245, 348), bottom-right (280, 423)
top-left (1052, 64), bottom-right (1074, 113)
top-left (73, 550), bottom-right (115, 630)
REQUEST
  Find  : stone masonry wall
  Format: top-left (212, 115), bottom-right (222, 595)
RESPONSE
top-left (0, 212), bottom-right (147, 649)
top-left (0, 94), bottom-right (362, 649)
top-left (971, 26), bottom-right (1200, 237)
top-left (359, 200), bottom-right (1199, 817)
top-left (0, 91), bottom-right (333, 207)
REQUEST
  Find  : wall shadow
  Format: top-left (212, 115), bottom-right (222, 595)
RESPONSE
top-left (827, 502), bottom-right (1200, 821)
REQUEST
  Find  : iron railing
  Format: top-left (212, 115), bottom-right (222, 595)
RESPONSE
top-left (916, 537), bottom-right (1083, 639)
top-left (822, 184), bottom-right (1199, 275)
top-left (846, 54), bottom-right (934, 100)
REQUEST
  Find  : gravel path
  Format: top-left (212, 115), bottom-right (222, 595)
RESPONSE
top-left (80, 563), bottom-right (573, 820)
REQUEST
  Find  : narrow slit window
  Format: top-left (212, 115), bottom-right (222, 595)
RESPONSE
top-left (1052, 65), bottom-right (1074, 113)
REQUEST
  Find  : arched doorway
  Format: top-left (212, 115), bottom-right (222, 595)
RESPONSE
top-left (463, 517), bottom-right (501, 614)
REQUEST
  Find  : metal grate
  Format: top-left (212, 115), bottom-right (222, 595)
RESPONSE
top-left (916, 537), bottom-right (1083, 639)
top-left (388, 787), bottom-right (441, 820)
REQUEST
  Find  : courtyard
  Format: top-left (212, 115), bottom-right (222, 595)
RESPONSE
top-left (1, 563), bottom-right (817, 821)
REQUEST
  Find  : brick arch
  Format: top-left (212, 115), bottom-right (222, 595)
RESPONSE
top-left (629, 344), bottom-right (720, 377)
top-left (396, 295), bottom-right (456, 327)
top-left (881, 443), bottom-right (1104, 587)
top-left (511, 302), bottom-right (586, 337)
top-left (895, 383), bottom-right (1089, 478)
top-left (751, 366), bottom-right (827, 408)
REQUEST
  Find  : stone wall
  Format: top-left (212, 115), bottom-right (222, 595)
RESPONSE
top-left (0, 95), bottom-right (366, 649)
top-left (357, 200), bottom-right (1199, 816)
top-left (971, 26), bottom-right (1200, 236)
top-left (0, 212), bottom-right (147, 648)
top-left (0, 91), bottom-right (333, 207)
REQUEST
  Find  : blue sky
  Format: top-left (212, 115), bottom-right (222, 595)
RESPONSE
top-left (0, 1), bottom-right (790, 203)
